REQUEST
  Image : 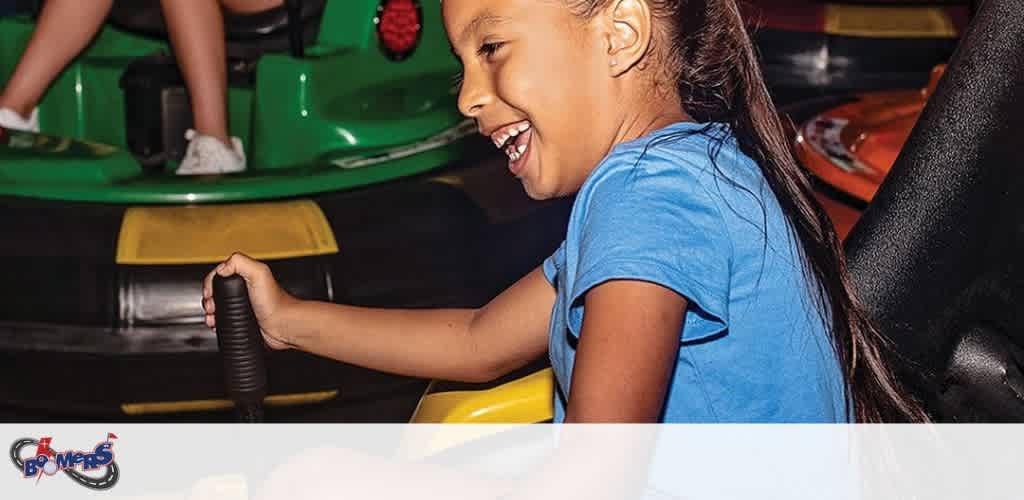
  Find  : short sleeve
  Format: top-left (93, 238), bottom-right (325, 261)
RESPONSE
top-left (542, 241), bottom-right (566, 286)
top-left (569, 152), bottom-right (733, 342)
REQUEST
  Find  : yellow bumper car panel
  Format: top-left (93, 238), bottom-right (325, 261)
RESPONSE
top-left (116, 199), bottom-right (338, 265)
top-left (121, 390), bottom-right (339, 416)
top-left (410, 365), bottom-right (554, 424)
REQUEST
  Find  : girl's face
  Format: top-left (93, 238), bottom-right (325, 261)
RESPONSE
top-left (443, 0), bottom-right (618, 199)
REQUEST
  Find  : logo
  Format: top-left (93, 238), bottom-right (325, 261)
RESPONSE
top-left (9, 434), bottom-right (119, 490)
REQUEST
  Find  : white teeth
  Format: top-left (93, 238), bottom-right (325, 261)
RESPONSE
top-left (504, 141), bottom-right (527, 162)
top-left (492, 121), bottom-right (531, 153)
top-left (491, 119), bottom-right (532, 156)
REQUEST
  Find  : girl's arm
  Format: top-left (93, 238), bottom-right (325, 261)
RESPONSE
top-left (564, 279), bottom-right (687, 423)
top-left (205, 253), bottom-right (555, 384)
top-left (281, 266), bottom-right (555, 382)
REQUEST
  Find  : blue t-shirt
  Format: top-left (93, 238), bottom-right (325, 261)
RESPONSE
top-left (542, 122), bottom-right (848, 422)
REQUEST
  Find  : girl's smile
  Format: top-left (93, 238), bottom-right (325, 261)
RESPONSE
top-left (488, 120), bottom-right (532, 175)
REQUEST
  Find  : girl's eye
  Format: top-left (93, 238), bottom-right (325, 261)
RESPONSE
top-left (449, 41), bottom-right (504, 93)
top-left (477, 41), bottom-right (505, 59)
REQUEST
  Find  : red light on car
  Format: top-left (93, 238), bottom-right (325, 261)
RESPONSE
top-left (376, 0), bottom-right (422, 61)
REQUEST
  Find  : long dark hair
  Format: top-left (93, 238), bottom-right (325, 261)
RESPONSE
top-left (570, 0), bottom-right (927, 422)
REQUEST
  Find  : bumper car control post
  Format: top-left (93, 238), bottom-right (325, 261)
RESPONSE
top-left (213, 275), bottom-right (268, 423)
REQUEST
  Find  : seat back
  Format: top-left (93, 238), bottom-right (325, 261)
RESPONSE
top-left (843, 0), bottom-right (1024, 421)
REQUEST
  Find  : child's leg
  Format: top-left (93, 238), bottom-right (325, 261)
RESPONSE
top-left (159, 0), bottom-right (283, 147)
top-left (159, 0), bottom-right (232, 146)
top-left (0, 0), bottom-right (115, 117)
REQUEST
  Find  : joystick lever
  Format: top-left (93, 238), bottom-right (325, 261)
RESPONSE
top-left (213, 275), bottom-right (268, 423)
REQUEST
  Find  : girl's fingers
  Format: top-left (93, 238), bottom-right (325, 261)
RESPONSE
top-left (202, 253), bottom-right (242, 305)
top-left (202, 262), bottom-right (228, 329)
top-left (220, 252), bottom-right (265, 283)
top-left (203, 267), bottom-right (222, 298)
top-left (202, 252), bottom-right (261, 333)
top-left (216, 259), bottom-right (234, 277)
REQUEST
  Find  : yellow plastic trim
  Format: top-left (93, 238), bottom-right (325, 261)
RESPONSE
top-left (409, 368), bottom-right (554, 424)
top-left (116, 200), bottom-right (339, 265)
top-left (120, 390), bottom-right (339, 416)
top-left (401, 369), bottom-right (554, 459)
top-left (824, 5), bottom-right (958, 39)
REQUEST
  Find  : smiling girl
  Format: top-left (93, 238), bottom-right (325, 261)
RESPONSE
top-left (203, 0), bottom-right (925, 422)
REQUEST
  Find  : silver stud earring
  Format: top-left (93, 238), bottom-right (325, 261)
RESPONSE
top-left (610, 59), bottom-right (618, 67)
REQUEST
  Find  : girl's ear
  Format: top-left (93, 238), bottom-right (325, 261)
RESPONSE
top-left (603, 0), bottom-right (654, 76)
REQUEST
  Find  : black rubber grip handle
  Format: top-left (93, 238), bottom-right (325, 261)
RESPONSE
top-left (213, 274), bottom-right (267, 423)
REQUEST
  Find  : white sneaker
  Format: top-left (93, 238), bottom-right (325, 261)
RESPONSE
top-left (175, 129), bottom-right (246, 176)
top-left (0, 107), bottom-right (39, 132)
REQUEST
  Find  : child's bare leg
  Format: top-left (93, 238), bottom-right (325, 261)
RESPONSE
top-left (159, 0), bottom-right (232, 146)
top-left (0, 0), bottom-right (114, 117)
top-left (160, 0), bottom-right (284, 147)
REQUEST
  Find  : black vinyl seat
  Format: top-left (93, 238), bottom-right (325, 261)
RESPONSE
top-left (843, 0), bottom-right (1024, 421)
top-left (107, 0), bottom-right (327, 58)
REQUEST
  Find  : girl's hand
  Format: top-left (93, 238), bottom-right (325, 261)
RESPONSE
top-left (202, 252), bottom-right (298, 350)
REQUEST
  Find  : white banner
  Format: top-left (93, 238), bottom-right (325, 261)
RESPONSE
top-left (3, 424), bottom-right (1020, 499)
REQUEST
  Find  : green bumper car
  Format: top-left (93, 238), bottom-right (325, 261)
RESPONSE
top-left (0, 0), bottom-right (570, 422)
